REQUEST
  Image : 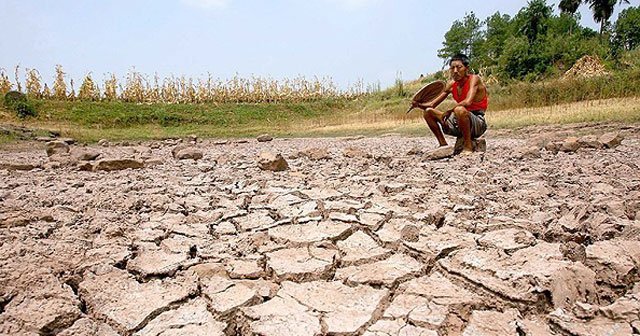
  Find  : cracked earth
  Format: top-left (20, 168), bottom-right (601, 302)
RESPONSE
top-left (1, 123), bottom-right (639, 335)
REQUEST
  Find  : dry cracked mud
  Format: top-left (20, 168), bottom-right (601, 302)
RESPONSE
top-left (1, 123), bottom-right (640, 335)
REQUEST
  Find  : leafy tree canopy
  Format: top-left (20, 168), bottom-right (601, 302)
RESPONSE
top-left (437, 0), bottom-right (635, 81)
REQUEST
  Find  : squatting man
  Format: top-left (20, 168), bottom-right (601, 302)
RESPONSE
top-left (412, 54), bottom-right (488, 155)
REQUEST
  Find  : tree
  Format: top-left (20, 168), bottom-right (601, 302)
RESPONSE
top-left (438, 12), bottom-right (483, 62)
top-left (479, 12), bottom-right (513, 67)
top-left (516, 0), bottom-right (553, 44)
top-left (612, 6), bottom-right (640, 51)
top-left (559, 0), bottom-right (582, 15)
top-left (584, 0), bottom-right (630, 34)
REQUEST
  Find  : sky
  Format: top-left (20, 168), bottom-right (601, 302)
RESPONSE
top-left (0, 0), bottom-right (636, 90)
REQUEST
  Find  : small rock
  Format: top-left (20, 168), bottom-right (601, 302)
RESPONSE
top-left (171, 143), bottom-right (192, 158)
top-left (36, 136), bottom-right (55, 142)
top-left (93, 159), bottom-right (145, 171)
top-left (515, 146), bottom-right (541, 159)
top-left (560, 137), bottom-right (581, 152)
top-left (298, 148), bottom-right (331, 160)
top-left (0, 162), bottom-right (38, 171)
top-left (454, 137), bottom-right (487, 153)
top-left (423, 146), bottom-right (454, 160)
top-left (257, 152), bottom-right (289, 171)
top-left (97, 139), bottom-right (109, 147)
top-left (75, 150), bottom-right (100, 161)
top-left (46, 141), bottom-right (70, 157)
top-left (175, 148), bottom-right (203, 160)
top-left (599, 132), bottom-right (623, 148)
top-left (49, 152), bottom-right (78, 164)
top-left (257, 134), bottom-right (273, 142)
top-left (378, 182), bottom-right (407, 194)
top-left (58, 137), bottom-right (76, 145)
top-left (578, 135), bottom-right (603, 149)
top-left (400, 225), bottom-right (420, 242)
top-left (144, 158), bottom-right (164, 167)
top-left (545, 141), bottom-right (561, 153)
top-left (406, 146), bottom-right (423, 155)
top-left (343, 147), bottom-right (372, 159)
top-left (78, 162), bottom-right (94, 171)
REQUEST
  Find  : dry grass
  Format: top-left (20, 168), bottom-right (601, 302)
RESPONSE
top-left (488, 97), bottom-right (640, 128)
top-left (294, 97), bottom-right (640, 137)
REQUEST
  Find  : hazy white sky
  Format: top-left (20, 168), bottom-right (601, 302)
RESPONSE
top-left (0, 0), bottom-right (635, 89)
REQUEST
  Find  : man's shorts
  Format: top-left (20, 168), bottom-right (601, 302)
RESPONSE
top-left (443, 110), bottom-right (487, 138)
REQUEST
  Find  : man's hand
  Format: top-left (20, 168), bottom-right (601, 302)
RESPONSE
top-left (412, 101), bottom-right (433, 110)
top-left (443, 109), bottom-right (453, 123)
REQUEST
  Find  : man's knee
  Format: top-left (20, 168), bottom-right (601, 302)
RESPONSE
top-left (423, 108), bottom-right (437, 119)
top-left (453, 106), bottom-right (469, 117)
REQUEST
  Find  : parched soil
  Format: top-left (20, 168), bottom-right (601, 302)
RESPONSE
top-left (1, 124), bottom-right (640, 336)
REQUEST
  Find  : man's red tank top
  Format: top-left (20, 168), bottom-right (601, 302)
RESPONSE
top-left (452, 75), bottom-right (488, 111)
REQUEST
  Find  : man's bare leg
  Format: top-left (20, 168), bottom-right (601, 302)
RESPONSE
top-left (423, 108), bottom-right (448, 146)
top-left (453, 106), bottom-right (473, 153)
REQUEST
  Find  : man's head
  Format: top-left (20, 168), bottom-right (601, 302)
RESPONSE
top-left (449, 53), bottom-right (470, 81)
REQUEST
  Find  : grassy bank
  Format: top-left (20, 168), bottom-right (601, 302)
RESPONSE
top-left (2, 70), bottom-right (639, 143)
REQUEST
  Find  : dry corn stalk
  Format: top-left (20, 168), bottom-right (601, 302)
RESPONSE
top-left (2, 64), bottom-right (374, 103)
top-left (25, 68), bottom-right (43, 98)
top-left (122, 69), bottom-right (146, 102)
top-left (103, 73), bottom-right (118, 101)
top-left (0, 68), bottom-right (12, 95)
top-left (53, 65), bottom-right (67, 100)
top-left (78, 73), bottom-right (99, 101)
top-left (14, 65), bottom-right (22, 92)
top-left (42, 84), bottom-right (52, 99)
top-left (68, 79), bottom-right (76, 100)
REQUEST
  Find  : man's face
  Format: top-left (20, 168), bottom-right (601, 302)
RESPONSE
top-left (449, 60), bottom-right (467, 81)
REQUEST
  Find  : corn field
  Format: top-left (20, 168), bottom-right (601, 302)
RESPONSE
top-left (0, 65), bottom-right (377, 104)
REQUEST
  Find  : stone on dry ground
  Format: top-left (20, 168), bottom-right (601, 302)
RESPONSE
top-left (257, 151), bottom-right (288, 171)
top-left (1, 125), bottom-right (639, 335)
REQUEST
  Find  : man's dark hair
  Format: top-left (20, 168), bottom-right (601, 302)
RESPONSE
top-left (449, 53), bottom-right (470, 67)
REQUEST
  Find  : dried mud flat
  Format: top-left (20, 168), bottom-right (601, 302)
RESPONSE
top-left (1, 123), bottom-right (640, 336)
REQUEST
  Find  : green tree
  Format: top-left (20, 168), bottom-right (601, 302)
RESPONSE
top-left (584, 0), bottom-right (630, 34)
top-left (613, 6), bottom-right (640, 51)
top-left (477, 12), bottom-right (513, 67)
top-left (559, 0), bottom-right (582, 15)
top-left (516, 0), bottom-right (553, 44)
top-left (438, 12), bottom-right (483, 62)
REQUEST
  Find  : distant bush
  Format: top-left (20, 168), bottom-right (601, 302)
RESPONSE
top-left (4, 91), bottom-right (37, 118)
top-left (4, 90), bottom-right (26, 106)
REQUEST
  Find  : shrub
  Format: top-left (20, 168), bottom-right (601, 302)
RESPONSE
top-left (13, 101), bottom-right (37, 118)
top-left (4, 91), bottom-right (37, 118)
top-left (4, 90), bottom-right (26, 107)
